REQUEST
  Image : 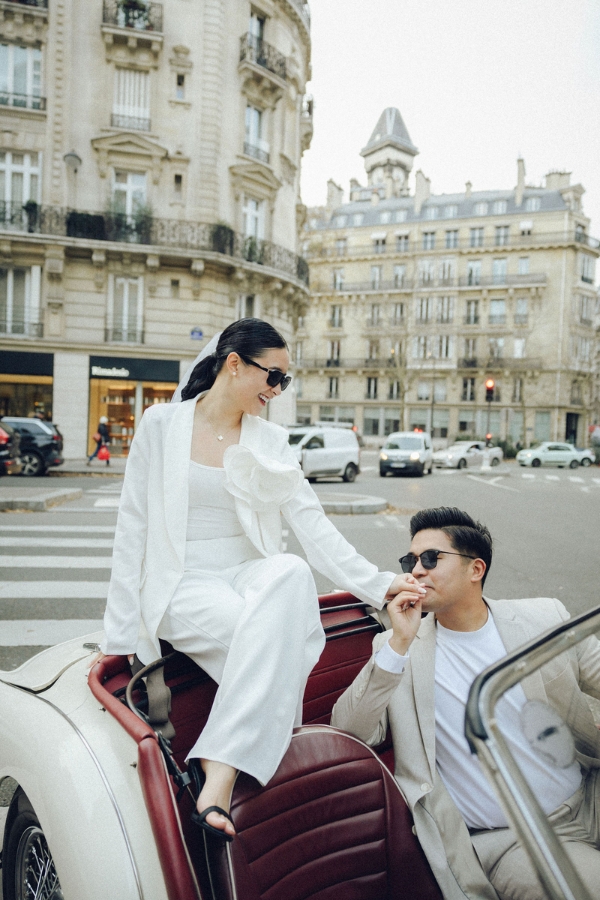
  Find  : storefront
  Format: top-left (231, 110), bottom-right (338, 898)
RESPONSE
top-left (0, 350), bottom-right (54, 418)
top-left (88, 356), bottom-right (180, 456)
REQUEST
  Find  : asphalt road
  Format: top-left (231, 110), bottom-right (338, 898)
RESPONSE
top-left (0, 455), bottom-right (598, 671)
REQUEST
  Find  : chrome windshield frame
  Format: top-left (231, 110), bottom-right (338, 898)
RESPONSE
top-left (465, 604), bottom-right (600, 900)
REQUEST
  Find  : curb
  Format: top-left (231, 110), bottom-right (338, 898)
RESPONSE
top-left (0, 487), bottom-right (83, 511)
top-left (316, 492), bottom-right (388, 514)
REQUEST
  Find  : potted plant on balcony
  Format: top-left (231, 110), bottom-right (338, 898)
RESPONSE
top-left (133, 203), bottom-right (153, 244)
top-left (120, 0), bottom-right (150, 29)
top-left (23, 199), bottom-right (39, 233)
top-left (211, 223), bottom-right (234, 255)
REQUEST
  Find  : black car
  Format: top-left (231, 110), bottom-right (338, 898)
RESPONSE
top-left (0, 421), bottom-right (22, 476)
top-left (0, 417), bottom-right (64, 476)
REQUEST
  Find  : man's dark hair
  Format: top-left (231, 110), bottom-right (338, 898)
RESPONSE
top-left (409, 507), bottom-right (493, 587)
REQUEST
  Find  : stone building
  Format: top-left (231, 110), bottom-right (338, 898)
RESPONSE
top-left (299, 108), bottom-right (599, 448)
top-left (0, 0), bottom-right (312, 456)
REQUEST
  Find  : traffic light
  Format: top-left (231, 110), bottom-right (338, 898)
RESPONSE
top-left (485, 378), bottom-right (495, 403)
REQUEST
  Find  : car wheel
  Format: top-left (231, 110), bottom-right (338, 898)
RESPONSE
top-left (490, 456), bottom-right (500, 467)
top-left (531, 458), bottom-right (541, 467)
top-left (20, 452), bottom-right (45, 477)
top-left (581, 457), bottom-right (591, 467)
top-left (457, 458), bottom-right (467, 470)
top-left (569, 459), bottom-right (579, 469)
top-left (342, 463), bottom-right (357, 483)
top-left (2, 791), bottom-right (63, 900)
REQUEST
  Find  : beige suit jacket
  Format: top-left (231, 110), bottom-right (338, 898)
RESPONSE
top-left (331, 597), bottom-right (600, 900)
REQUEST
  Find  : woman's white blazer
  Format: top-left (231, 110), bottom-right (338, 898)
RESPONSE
top-left (101, 396), bottom-right (396, 663)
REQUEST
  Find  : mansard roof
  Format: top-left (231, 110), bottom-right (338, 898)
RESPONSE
top-left (360, 107), bottom-right (419, 158)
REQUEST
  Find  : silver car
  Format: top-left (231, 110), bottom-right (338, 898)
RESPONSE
top-left (433, 441), bottom-right (503, 469)
top-left (516, 442), bottom-right (580, 468)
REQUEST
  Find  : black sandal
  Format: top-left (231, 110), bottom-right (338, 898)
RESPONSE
top-left (187, 758), bottom-right (235, 842)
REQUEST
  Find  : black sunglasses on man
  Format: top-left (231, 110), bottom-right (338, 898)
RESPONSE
top-left (399, 549), bottom-right (477, 574)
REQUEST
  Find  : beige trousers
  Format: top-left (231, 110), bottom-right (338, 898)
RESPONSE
top-left (471, 768), bottom-right (600, 900)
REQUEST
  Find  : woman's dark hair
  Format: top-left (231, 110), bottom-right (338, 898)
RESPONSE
top-left (181, 318), bottom-right (288, 400)
top-left (409, 506), bottom-right (493, 586)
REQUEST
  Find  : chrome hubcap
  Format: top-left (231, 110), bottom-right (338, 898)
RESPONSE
top-left (15, 826), bottom-right (63, 900)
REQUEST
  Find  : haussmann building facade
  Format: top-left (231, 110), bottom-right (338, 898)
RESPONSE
top-left (0, 0), bottom-right (312, 456)
top-left (299, 108), bottom-right (599, 448)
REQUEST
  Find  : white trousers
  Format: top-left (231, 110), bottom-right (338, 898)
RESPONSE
top-left (157, 553), bottom-right (325, 785)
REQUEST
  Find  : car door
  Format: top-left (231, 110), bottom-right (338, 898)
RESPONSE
top-left (466, 443), bottom-right (483, 467)
top-left (301, 434), bottom-right (326, 476)
top-left (544, 444), bottom-right (564, 466)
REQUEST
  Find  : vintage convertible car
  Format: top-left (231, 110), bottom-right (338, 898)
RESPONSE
top-left (0, 592), bottom-right (442, 900)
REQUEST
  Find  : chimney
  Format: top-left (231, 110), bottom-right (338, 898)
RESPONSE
top-left (349, 178), bottom-right (361, 201)
top-left (545, 170), bottom-right (571, 190)
top-left (465, 181), bottom-right (472, 199)
top-left (515, 158), bottom-right (525, 207)
top-left (414, 170), bottom-right (431, 215)
top-left (326, 179), bottom-right (344, 212)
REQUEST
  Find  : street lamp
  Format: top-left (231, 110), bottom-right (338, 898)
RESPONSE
top-left (63, 151), bottom-right (82, 173)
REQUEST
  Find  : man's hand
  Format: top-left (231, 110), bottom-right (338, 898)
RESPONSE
top-left (385, 574), bottom-right (426, 656)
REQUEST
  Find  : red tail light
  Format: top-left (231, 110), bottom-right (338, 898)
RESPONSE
top-left (0, 426), bottom-right (9, 445)
top-left (52, 434), bottom-right (60, 441)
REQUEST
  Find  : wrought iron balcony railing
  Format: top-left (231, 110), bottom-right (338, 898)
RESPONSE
top-left (243, 142), bottom-right (270, 164)
top-left (464, 315), bottom-right (480, 325)
top-left (111, 113), bottom-right (150, 131)
top-left (458, 357), bottom-right (479, 368)
top-left (0, 319), bottom-right (43, 337)
top-left (102, 0), bottom-right (163, 33)
top-left (105, 327), bottom-right (145, 344)
top-left (0, 202), bottom-right (309, 286)
top-left (239, 33), bottom-right (287, 80)
top-left (0, 92), bottom-right (46, 110)
top-left (2, 0), bottom-right (48, 7)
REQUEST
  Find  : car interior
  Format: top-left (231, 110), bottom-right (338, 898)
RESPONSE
top-left (89, 592), bottom-right (442, 900)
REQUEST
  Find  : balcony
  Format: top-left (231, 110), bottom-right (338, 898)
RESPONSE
top-left (243, 141), bottom-right (270, 164)
top-left (0, 203), bottom-right (309, 286)
top-left (1, 0), bottom-right (48, 6)
top-left (514, 314), bottom-right (529, 325)
top-left (488, 314), bottom-right (507, 325)
top-left (458, 358), bottom-right (479, 368)
top-left (486, 357), bottom-right (543, 370)
top-left (111, 113), bottom-right (150, 131)
top-left (239, 33), bottom-right (287, 81)
top-left (0, 92), bottom-right (46, 112)
top-left (105, 327), bottom-right (145, 344)
top-left (102, 0), bottom-right (163, 32)
top-left (458, 273), bottom-right (547, 288)
top-left (0, 319), bottom-right (43, 338)
top-left (316, 278), bottom-right (414, 293)
top-left (464, 315), bottom-right (479, 325)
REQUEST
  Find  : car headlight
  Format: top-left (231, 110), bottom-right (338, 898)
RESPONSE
top-left (524, 452), bottom-right (532, 457)
top-left (380, 453), bottom-right (388, 461)
top-left (409, 452), bottom-right (420, 461)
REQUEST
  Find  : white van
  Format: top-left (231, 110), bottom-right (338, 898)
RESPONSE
top-left (288, 425), bottom-right (361, 482)
top-left (379, 431), bottom-right (433, 477)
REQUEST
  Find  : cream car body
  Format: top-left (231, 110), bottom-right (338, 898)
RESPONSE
top-left (516, 442), bottom-right (580, 468)
top-left (433, 440), bottom-right (503, 469)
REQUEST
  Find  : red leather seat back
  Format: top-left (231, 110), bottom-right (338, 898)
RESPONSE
top-left (204, 726), bottom-right (442, 900)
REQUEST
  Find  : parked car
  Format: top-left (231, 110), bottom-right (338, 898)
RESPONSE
top-left (433, 440), bottom-right (503, 470)
top-left (516, 441), bottom-right (580, 468)
top-left (0, 417), bottom-right (63, 476)
top-left (0, 594), bottom-right (442, 900)
top-left (0, 422), bottom-right (22, 476)
top-left (288, 424), bottom-right (360, 482)
top-left (379, 431), bottom-right (433, 476)
top-left (575, 447), bottom-right (595, 467)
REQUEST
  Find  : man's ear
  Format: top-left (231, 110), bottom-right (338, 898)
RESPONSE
top-left (470, 558), bottom-right (486, 584)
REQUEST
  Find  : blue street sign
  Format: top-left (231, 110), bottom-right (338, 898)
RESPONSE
top-left (190, 327), bottom-right (203, 340)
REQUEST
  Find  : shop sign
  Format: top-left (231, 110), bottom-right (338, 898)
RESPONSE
top-left (190, 327), bottom-right (203, 340)
top-left (89, 356), bottom-right (180, 383)
top-left (1, 350), bottom-right (54, 376)
top-left (91, 365), bottom-right (130, 378)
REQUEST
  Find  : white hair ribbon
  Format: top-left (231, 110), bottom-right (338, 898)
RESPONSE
top-left (172, 332), bottom-right (222, 402)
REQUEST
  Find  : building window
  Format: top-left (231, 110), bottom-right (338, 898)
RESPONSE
top-left (335, 238), bottom-right (347, 255)
top-left (520, 220), bottom-right (532, 236)
top-left (525, 196), bottom-right (541, 212)
top-left (333, 215), bottom-right (347, 227)
top-left (492, 258), bottom-right (507, 284)
top-left (249, 11), bottom-right (266, 42)
top-left (459, 414), bottom-right (476, 434)
top-left (330, 304), bottom-right (342, 327)
top-left (112, 170), bottom-right (147, 217)
top-left (243, 196), bottom-right (265, 238)
top-left (176, 73), bottom-right (185, 100)
top-left (107, 275), bottom-right (144, 343)
top-left (394, 209), bottom-right (408, 223)
top-left (493, 200), bottom-right (507, 214)
top-left (489, 298), bottom-right (506, 325)
top-left (465, 337), bottom-right (477, 359)
top-left (363, 406), bottom-right (380, 435)
top-left (512, 377), bottom-right (523, 403)
top-left (396, 234), bottom-right (409, 252)
top-left (371, 266), bottom-right (382, 289)
top-left (352, 213), bottom-right (364, 226)
top-left (332, 268), bottom-right (344, 289)
top-left (369, 302), bottom-right (381, 325)
top-left (170, 279), bottom-right (180, 298)
top-left (379, 210), bottom-right (391, 224)
top-left (518, 256), bottom-right (530, 275)
top-left (373, 237), bottom-right (386, 254)
top-left (489, 337), bottom-right (504, 359)
top-left (245, 105), bottom-right (269, 163)
top-left (391, 302), bottom-right (404, 324)
top-left (414, 335), bottom-right (428, 359)
top-left (534, 411), bottom-right (551, 442)
top-left (445, 229), bottom-right (458, 249)
top-left (579, 294), bottom-right (593, 325)
top-left (296, 405), bottom-right (311, 425)
top-left (580, 254), bottom-right (595, 283)
top-left (393, 264), bottom-right (406, 287)
top-left (439, 258), bottom-right (455, 283)
top-left (173, 174), bottom-right (183, 197)
top-left (389, 379), bottom-right (401, 400)
top-left (424, 206), bottom-right (438, 220)
top-left (436, 334), bottom-right (452, 358)
top-left (422, 231), bottom-right (436, 250)
top-left (294, 340), bottom-right (303, 363)
top-left (495, 225), bottom-right (509, 246)
top-left (366, 376), bottom-right (378, 400)
top-left (236, 294), bottom-right (255, 319)
top-left (328, 340), bottom-right (341, 363)
top-left (515, 297), bottom-right (528, 324)
top-left (572, 335), bottom-right (591, 363)
top-left (113, 68), bottom-right (150, 131)
top-left (419, 259), bottom-right (435, 284)
top-left (295, 376), bottom-right (303, 399)
top-left (367, 339), bottom-right (380, 360)
top-left (417, 380), bottom-right (430, 400)
top-left (437, 296), bottom-right (454, 324)
top-left (474, 202), bottom-right (488, 216)
top-left (0, 151), bottom-right (41, 211)
top-left (570, 380), bottom-right (582, 404)
top-left (462, 377), bottom-right (475, 401)
top-left (0, 43), bottom-right (42, 109)
top-left (513, 337), bottom-right (526, 358)
top-left (434, 380), bottom-right (447, 402)
top-left (444, 205), bottom-right (458, 219)
top-left (0, 266), bottom-right (41, 336)
top-left (416, 296), bottom-right (433, 324)
top-left (469, 227), bottom-right (484, 248)
top-left (328, 376), bottom-right (339, 398)
top-left (465, 299), bottom-right (479, 324)
top-left (467, 260), bottom-right (481, 285)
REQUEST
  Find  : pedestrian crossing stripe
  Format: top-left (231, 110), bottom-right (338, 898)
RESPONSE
top-left (0, 524), bottom-right (116, 533)
top-left (0, 582), bottom-right (109, 599)
top-left (0, 537), bottom-right (114, 549)
top-left (0, 620), bottom-right (104, 646)
top-left (0, 556), bottom-right (112, 568)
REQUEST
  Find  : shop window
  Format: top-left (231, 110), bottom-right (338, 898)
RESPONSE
top-left (0, 374), bottom-right (52, 418)
top-left (89, 378), bottom-right (177, 457)
top-left (107, 275), bottom-right (144, 343)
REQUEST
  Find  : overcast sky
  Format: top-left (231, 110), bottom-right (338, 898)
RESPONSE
top-left (301, 0), bottom-right (600, 238)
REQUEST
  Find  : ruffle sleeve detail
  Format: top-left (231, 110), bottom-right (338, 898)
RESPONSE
top-left (223, 444), bottom-right (304, 511)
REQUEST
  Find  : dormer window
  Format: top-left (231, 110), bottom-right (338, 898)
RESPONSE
top-left (473, 202), bottom-right (488, 216)
top-left (525, 196), bottom-right (541, 212)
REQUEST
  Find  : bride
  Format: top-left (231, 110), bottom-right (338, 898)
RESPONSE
top-left (91, 318), bottom-right (414, 840)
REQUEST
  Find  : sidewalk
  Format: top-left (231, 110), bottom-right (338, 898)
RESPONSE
top-left (52, 458), bottom-right (127, 475)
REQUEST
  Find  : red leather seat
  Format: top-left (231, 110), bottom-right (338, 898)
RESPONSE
top-left (203, 726), bottom-right (441, 900)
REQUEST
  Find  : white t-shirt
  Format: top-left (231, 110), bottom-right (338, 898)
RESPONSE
top-left (376, 611), bottom-right (582, 830)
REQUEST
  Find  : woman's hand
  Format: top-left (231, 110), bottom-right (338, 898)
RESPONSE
top-left (385, 572), bottom-right (426, 601)
top-left (384, 574), bottom-right (426, 656)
